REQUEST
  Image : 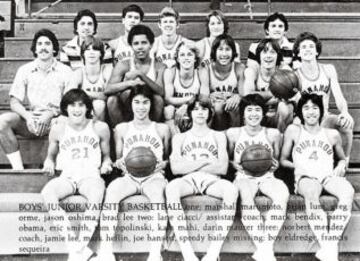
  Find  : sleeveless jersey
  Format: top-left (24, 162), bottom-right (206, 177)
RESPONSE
top-left (181, 130), bottom-right (219, 161)
top-left (129, 57), bottom-right (156, 81)
top-left (233, 127), bottom-right (273, 163)
top-left (81, 65), bottom-right (107, 97)
top-left (122, 121), bottom-right (163, 162)
top-left (173, 68), bottom-right (201, 98)
top-left (297, 64), bottom-right (331, 111)
top-left (112, 36), bottom-right (133, 63)
top-left (58, 120), bottom-right (101, 173)
top-left (255, 70), bottom-right (271, 92)
top-left (154, 35), bottom-right (185, 68)
top-left (209, 63), bottom-right (238, 98)
top-left (292, 126), bottom-right (334, 181)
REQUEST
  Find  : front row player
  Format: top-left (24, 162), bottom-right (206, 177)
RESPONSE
top-left (226, 94), bottom-right (289, 261)
top-left (166, 96), bottom-right (238, 261)
top-left (98, 85), bottom-right (171, 261)
top-left (281, 94), bottom-right (354, 261)
top-left (41, 89), bottom-right (112, 261)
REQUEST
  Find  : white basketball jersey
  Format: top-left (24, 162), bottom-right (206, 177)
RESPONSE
top-left (122, 122), bottom-right (163, 161)
top-left (81, 65), bottom-right (107, 96)
top-left (129, 57), bottom-right (156, 81)
top-left (297, 64), bottom-right (331, 111)
top-left (173, 68), bottom-right (201, 98)
top-left (255, 71), bottom-right (271, 92)
top-left (209, 62), bottom-right (238, 98)
top-left (181, 130), bottom-right (219, 161)
top-left (58, 120), bottom-right (101, 172)
top-left (154, 35), bottom-right (184, 68)
top-left (233, 127), bottom-right (273, 163)
top-left (292, 126), bottom-right (334, 180)
top-left (113, 36), bottom-right (133, 63)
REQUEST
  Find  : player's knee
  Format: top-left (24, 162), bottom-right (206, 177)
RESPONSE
top-left (222, 182), bottom-right (239, 201)
top-left (164, 105), bottom-right (175, 121)
top-left (338, 183), bottom-right (355, 203)
top-left (271, 183), bottom-right (289, 206)
top-left (0, 113), bottom-right (16, 133)
top-left (165, 182), bottom-right (181, 201)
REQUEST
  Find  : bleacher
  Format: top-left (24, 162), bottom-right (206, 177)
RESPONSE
top-left (0, 0), bottom-right (360, 260)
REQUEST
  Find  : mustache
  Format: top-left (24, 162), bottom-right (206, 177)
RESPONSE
top-left (38, 49), bottom-right (50, 54)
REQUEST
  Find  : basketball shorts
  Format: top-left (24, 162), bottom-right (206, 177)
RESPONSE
top-left (294, 173), bottom-right (335, 194)
top-left (124, 172), bottom-right (167, 195)
top-left (181, 171), bottom-right (220, 195)
top-left (57, 174), bottom-right (105, 195)
top-left (234, 171), bottom-right (274, 186)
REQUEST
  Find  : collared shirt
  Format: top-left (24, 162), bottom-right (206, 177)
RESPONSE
top-left (10, 58), bottom-right (73, 113)
top-left (60, 36), bottom-right (113, 70)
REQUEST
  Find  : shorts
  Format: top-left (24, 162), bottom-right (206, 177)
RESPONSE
top-left (181, 171), bottom-right (220, 195)
top-left (234, 171), bottom-right (274, 187)
top-left (56, 174), bottom-right (105, 195)
top-left (294, 174), bottom-right (335, 194)
top-left (123, 172), bottom-right (167, 195)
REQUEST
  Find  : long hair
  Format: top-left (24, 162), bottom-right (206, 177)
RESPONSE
top-left (293, 32), bottom-right (322, 60)
top-left (73, 9), bottom-right (98, 35)
top-left (239, 94), bottom-right (267, 126)
top-left (210, 34), bottom-right (238, 63)
top-left (30, 29), bottom-right (59, 57)
top-left (297, 93), bottom-right (324, 124)
top-left (60, 89), bottom-right (93, 119)
top-left (255, 38), bottom-right (283, 66)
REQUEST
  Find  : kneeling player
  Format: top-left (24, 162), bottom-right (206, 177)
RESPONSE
top-left (98, 85), bottom-right (170, 261)
top-left (41, 89), bottom-right (112, 261)
top-left (281, 93), bottom-right (354, 261)
top-left (166, 96), bottom-right (238, 261)
top-left (226, 94), bottom-right (289, 261)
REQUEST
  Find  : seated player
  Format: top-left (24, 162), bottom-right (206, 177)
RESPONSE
top-left (98, 85), bottom-right (170, 261)
top-left (226, 94), bottom-right (289, 261)
top-left (208, 34), bottom-right (245, 130)
top-left (247, 12), bottom-right (293, 69)
top-left (71, 38), bottom-right (112, 121)
top-left (293, 32), bottom-right (354, 166)
top-left (60, 9), bottom-right (112, 70)
top-left (41, 89), bottom-right (112, 261)
top-left (163, 41), bottom-right (209, 134)
top-left (152, 6), bottom-right (193, 69)
top-left (108, 4), bottom-right (144, 64)
top-left (280, 93), bottom-right (354, 261)
top-left (0, 29), bottom-right (72, 169)
top-left (196, 10), bottom-right (241, 68)
top-left (243, 38), bottom-right (294, 132)
top-left (105, 25), bottom-right (166, 126)
top-left (166, 96), bottom-right (238, 261)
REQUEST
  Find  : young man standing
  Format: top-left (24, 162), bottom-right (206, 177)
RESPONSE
top-left (152, 7), bottom-right (193, 69)
top-left (60, 9), bottom-right (112, 70)
top-left (41, 89), bottom-right (112, 261)
top-left (0, 29), bottom-right (72, 169)
top-left (166, 96), bottom-right (238, 261)
top-left (106, 25), bottom-right (166, 126)
top-left (108, 4), bottom-right (144, 64)
top-left (226, 94), bottom-right (289, 261)
top-left (98, 85), bottom-right (170, 261)
top-left (293, 32), bottom-right (354, 166)
top-left (281, 93), bottom-right (354, 261)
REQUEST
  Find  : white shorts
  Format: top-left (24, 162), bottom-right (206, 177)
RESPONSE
top-left (234, 171), bottom-right (274, 186)
top-left (123, 172), bottom-right (167, 194)
top-left (181, 171), bottom-right (220, 195)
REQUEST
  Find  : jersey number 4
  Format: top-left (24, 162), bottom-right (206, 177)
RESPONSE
top-left (309, 151), bottom-right (319, 160)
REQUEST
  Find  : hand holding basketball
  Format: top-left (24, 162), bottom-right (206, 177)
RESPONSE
top-left (125, 147), bottom-right (157, 177)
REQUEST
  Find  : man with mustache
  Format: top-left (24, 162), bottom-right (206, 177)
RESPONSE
top-left (0, 29), bottom-right (73, 169)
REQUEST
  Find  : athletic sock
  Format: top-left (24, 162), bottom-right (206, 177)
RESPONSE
top-left (6, 151), bottom-right (24, 170)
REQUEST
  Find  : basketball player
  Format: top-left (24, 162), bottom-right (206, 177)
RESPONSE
top-left (243, 38), bottom-right (294, 132)
top-left (166, 96), bottom-right (238, 261)
top-left (108, 4), bottom-right (144, 64)
top-left (163, 41), bottom-right (209, 134)
top-left (71, 38), bottom-right (112, 121)
top-left (41, 89), bottom-right (112, 261)
top-left (196, 10), bottom-right (241, 68)
top-left (293, 32), bottom-right (354, 166)
top-left (106, 24), bottom-right (166, 126)
top-left (247, 12), bottom-right (293, 69)
top-left (98, 85), bottom-right (170, 261)
top-left (226, 94), bottom-right (289, 261)
top-left (60, 9), bottom-right (112, 70)
top-left (280, 93), bottom-right (354, 261)
top-left (208, 34), bottom-right (245, 130)
top-left (152, 6), bottom-right (193, 68)
top-left (0, 29), bottom-right (72, 169)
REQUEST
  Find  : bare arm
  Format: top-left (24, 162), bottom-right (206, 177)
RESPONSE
top-left (198, 66), bottom-right (210, 98)
top-left (42, 124), bottom-right (61, 176)
top-left (243, 67), bottom-right (257, 96)
top-left (105, 61), bottom-right (138, 95)
top-left (329, 129), bottom-right (347, 176)
top-left (135, 62), bottom-right (165, 96)
top-left (95, 121), bottom-right (112, 174)
top-left (10, 97), bottom-right (31, 122)
top-left (234, 42), bottom-right (241, 63)
top-left (280, 124), bottom-right (298, 169)
top-left (196, 39), bottom-right (206, 61)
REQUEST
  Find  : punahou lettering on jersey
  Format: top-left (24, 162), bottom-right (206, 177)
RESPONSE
top-left (154, 35), bottom-right (185, 68)
top-left (129, 57), bottom-right (156, 81)
top-left (297, 64), bottom-right (331, 111)
top-left (209, 62), bottom-right (238, 98)
top-left (81, 65), bottom-right (106, 96)
top-left (181, 130), bottom-right (219, 161)
top-left (173, 68), bottom-right (201, 98)
top-left (292, 126), bottom-right (334, 180)
top-left (234, 127), bottom-right (273, 163)
top-left (113, 36), bottom-right (133, 63)
top-left (58, 120), bottom-right (101, 171)
top-left (122, 122), bottom-right (164, 161)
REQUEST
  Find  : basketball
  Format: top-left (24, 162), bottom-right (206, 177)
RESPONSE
top-left (124, 147), bottom-right (157, 177)
top-left (241, 144), bottom-right (273, 177)
top-left (269, 69), bottom-right (300, 100)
